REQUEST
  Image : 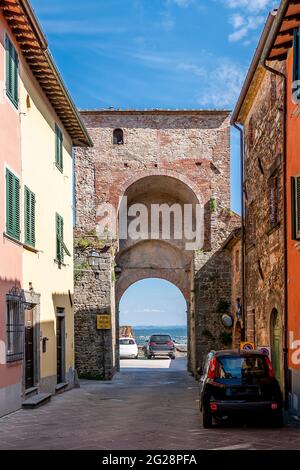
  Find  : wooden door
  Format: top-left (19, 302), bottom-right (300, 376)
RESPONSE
top-left (25, 309), bottom-right (34, 389)
top-left (56, 316), bottom-right (63, 384)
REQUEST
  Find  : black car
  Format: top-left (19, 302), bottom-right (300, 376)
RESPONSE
top-left (145, 334), bottom-right (176, 359)
top-left (199, 350), bottom-right (283, 428)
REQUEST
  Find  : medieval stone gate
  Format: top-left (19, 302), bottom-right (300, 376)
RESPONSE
top-left (74, 110), bottom-right (239, 379)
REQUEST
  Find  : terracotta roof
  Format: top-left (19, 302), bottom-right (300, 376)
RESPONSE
top-left (1, 0), bottom-right (92, 147)
top-left (263, 0), bottom-right (300, 62)
top-left (79, 109), bottom-right (231, 115)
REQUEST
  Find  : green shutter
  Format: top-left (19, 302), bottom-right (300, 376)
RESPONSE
top-left (6, 169), bottom-right (20, 240)
top-left (56, 213), bottom-right (64, 262)
top-left (24, 187), bottom-right (36, 247)
top-left (293, 27), bottom-right (300, 100)
top-left (55, 124), bottom-right (63, 172)
top-left (5, 34), bottom-right (18, 108)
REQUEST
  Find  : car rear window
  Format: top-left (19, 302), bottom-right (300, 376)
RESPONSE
top-left (150, 335), bottom-right (171, 342)
top-left (119, 339), bottom-right (135, 345)
top-left (216, 355), bottom-right (269, 380)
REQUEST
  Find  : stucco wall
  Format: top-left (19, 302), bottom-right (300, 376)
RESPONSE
top-left (19, 49), bottom-right (74, 389)
top-left (0, 15), bottom-right (23, 417)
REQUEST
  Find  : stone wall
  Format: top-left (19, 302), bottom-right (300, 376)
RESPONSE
top-left (74, 110), bottom-right (240, 378)
top-left (243, 64), bottom-right (285, 382)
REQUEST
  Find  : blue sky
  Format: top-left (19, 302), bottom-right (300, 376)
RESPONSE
top-left (30, 0), bottom-right (278, 325)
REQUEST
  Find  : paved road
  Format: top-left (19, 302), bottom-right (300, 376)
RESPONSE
top-left (0, 357), bottom-right (300, 450)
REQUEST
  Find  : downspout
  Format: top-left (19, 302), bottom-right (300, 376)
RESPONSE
top-left (261, 59), bottom-right (288, 409)
top-left (232, 123), bottom-right (246, 341)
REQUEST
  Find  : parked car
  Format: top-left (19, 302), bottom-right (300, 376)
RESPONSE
top-left (119, 337), bottom-right (139, 359)
top-left (199, 350), bottom-right (283, 428)
top-left (145, 334), bottom-right (176, 359)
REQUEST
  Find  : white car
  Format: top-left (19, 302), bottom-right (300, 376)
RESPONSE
top-left (119, 337), bottom-right (139, 359)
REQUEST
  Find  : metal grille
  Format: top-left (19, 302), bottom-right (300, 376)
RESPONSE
top-left (6, 286), bottom-right (25, 363)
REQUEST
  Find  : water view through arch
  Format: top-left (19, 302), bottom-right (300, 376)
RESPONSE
top-left (119, 279), bottom-right (188, 368)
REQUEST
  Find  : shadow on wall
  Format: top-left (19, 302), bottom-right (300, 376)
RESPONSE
top-left (194, 248), bottom-right (233, 372)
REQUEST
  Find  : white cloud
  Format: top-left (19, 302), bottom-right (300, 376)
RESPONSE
top-left (196, 59), bottom-right (246, 107)
top-left (221, 0), bottom-right (277, 43)
top-left (225, 0), bottom-right (274, 11)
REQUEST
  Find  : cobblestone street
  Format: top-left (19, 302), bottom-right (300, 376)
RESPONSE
top-left (0, 358), bottom-right (299, 450)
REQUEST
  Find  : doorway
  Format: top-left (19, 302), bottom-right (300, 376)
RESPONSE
top-left (270, 308), bottom-right (282, 383)
top-left (56, 309), bottom-right (65, 384)
top-left (25, 308), bottom-right (34, 390)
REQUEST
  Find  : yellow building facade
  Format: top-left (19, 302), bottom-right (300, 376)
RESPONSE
top-left (0, 0), bottom-right (92, 404)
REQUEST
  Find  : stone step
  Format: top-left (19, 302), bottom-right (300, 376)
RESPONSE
top-left (22, 393), bottom-right (52, 409)
top-left (55, 382), bottom-right (68, 394)
top-left (25, 386), bottom-right (38, 399)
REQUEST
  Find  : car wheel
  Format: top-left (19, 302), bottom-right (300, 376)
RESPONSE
top-left (171, 355), bottom-right (176, 360)
top-left (202, 407), bottom-right (213, 429)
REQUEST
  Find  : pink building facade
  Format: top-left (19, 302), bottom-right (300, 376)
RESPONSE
top-left (0, 15), bottom-right (23, 416)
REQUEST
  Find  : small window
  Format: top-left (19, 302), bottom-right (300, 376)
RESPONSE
top-left (248, 117), bottom-right (254, 148)
top-left (268, 174), bottom-right (279, 229)
top-left (293, 27), bottom-right (300, 101)
top-left (270, 75), bottom-right (277, 108)
top-left (5, 34), bottom-right (18, 108)
top-left (55, 124), bottom-right (63, 172)
top-left (113, 129), bottom-right (124, 145)
top-left (6, 168), bottom-right (20, 240)
top-left (24, 187), bottom-right (36, 247)
top-left (291, 174), bottom-right (300, 240)
top-left (6, 288), bottom-right (24, 363)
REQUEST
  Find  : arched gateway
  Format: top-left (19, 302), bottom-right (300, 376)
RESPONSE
top-left (74, 110), bottom-right (239, 379)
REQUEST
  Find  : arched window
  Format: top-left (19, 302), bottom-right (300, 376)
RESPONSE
top-left (113, 129), bottom-right (124, 145)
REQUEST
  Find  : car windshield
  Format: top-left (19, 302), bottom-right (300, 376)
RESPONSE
top-left (119, 339), bottom-right (135, 345)
top-left (150, 335), bottom-right (171, 342)
top-left (216, 355), bottom-right (269, 379)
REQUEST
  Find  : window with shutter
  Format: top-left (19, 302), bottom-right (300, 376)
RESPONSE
top-left (5, 34), bottom-right (18, 108)
top-left (24, 187), bottom-right (36, 247)
top-left (293, 27), bottom-right (300, 101)
top-left (6, 169), bottom-right (20, 240)
top-left (291, 175), bottom-right (300, 240)
top-left (55, 124), bottom-right (63, 172)
top-left (56, 213), bottom-right (64, 262)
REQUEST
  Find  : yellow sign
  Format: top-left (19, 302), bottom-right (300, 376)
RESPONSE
top-left (240, 341), bottom-right (255, 351)
top-left (97, 315), bottom-right (111, 330)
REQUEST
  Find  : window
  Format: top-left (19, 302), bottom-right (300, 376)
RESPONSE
top-left (293, 27), bottom-right (300, 101)
top-left (6, 168), bottom-right (20, 240)
top-left (6, 288), bottom-right (24, 363)
top-left (55, 124), bottom-right (63, 172)
top-left (56, 213), bottom-right (71, 263)
top-left (291, 174), bottom-right (300, 240)
top-left (113, 129), bottom-right (124, 145)
top-left (5, 34), bottom-right (18, 108)
top-left (268, 175), bottom-right (279, 229)
top-left (24, 187), bottom-right (36, 247)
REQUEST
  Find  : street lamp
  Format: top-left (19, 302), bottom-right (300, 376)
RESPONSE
top-left (87, 251), bottom-right (101, 269)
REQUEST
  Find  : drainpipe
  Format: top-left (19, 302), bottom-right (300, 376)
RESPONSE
top-left (261, 59), bottom-right (288, 409)
top-left (232, 123), bottom-right (246, 341)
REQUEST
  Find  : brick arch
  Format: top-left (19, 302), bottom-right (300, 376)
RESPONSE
top-left (116, 273), bottom-right (189, 306)
top-left (117, 169), bottom-right (203, 208)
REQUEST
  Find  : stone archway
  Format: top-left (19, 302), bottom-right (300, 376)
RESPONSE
top-left (74, 109), bottom-right (240, 380)
top-left (114, 174), bottom-right (200, 373)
